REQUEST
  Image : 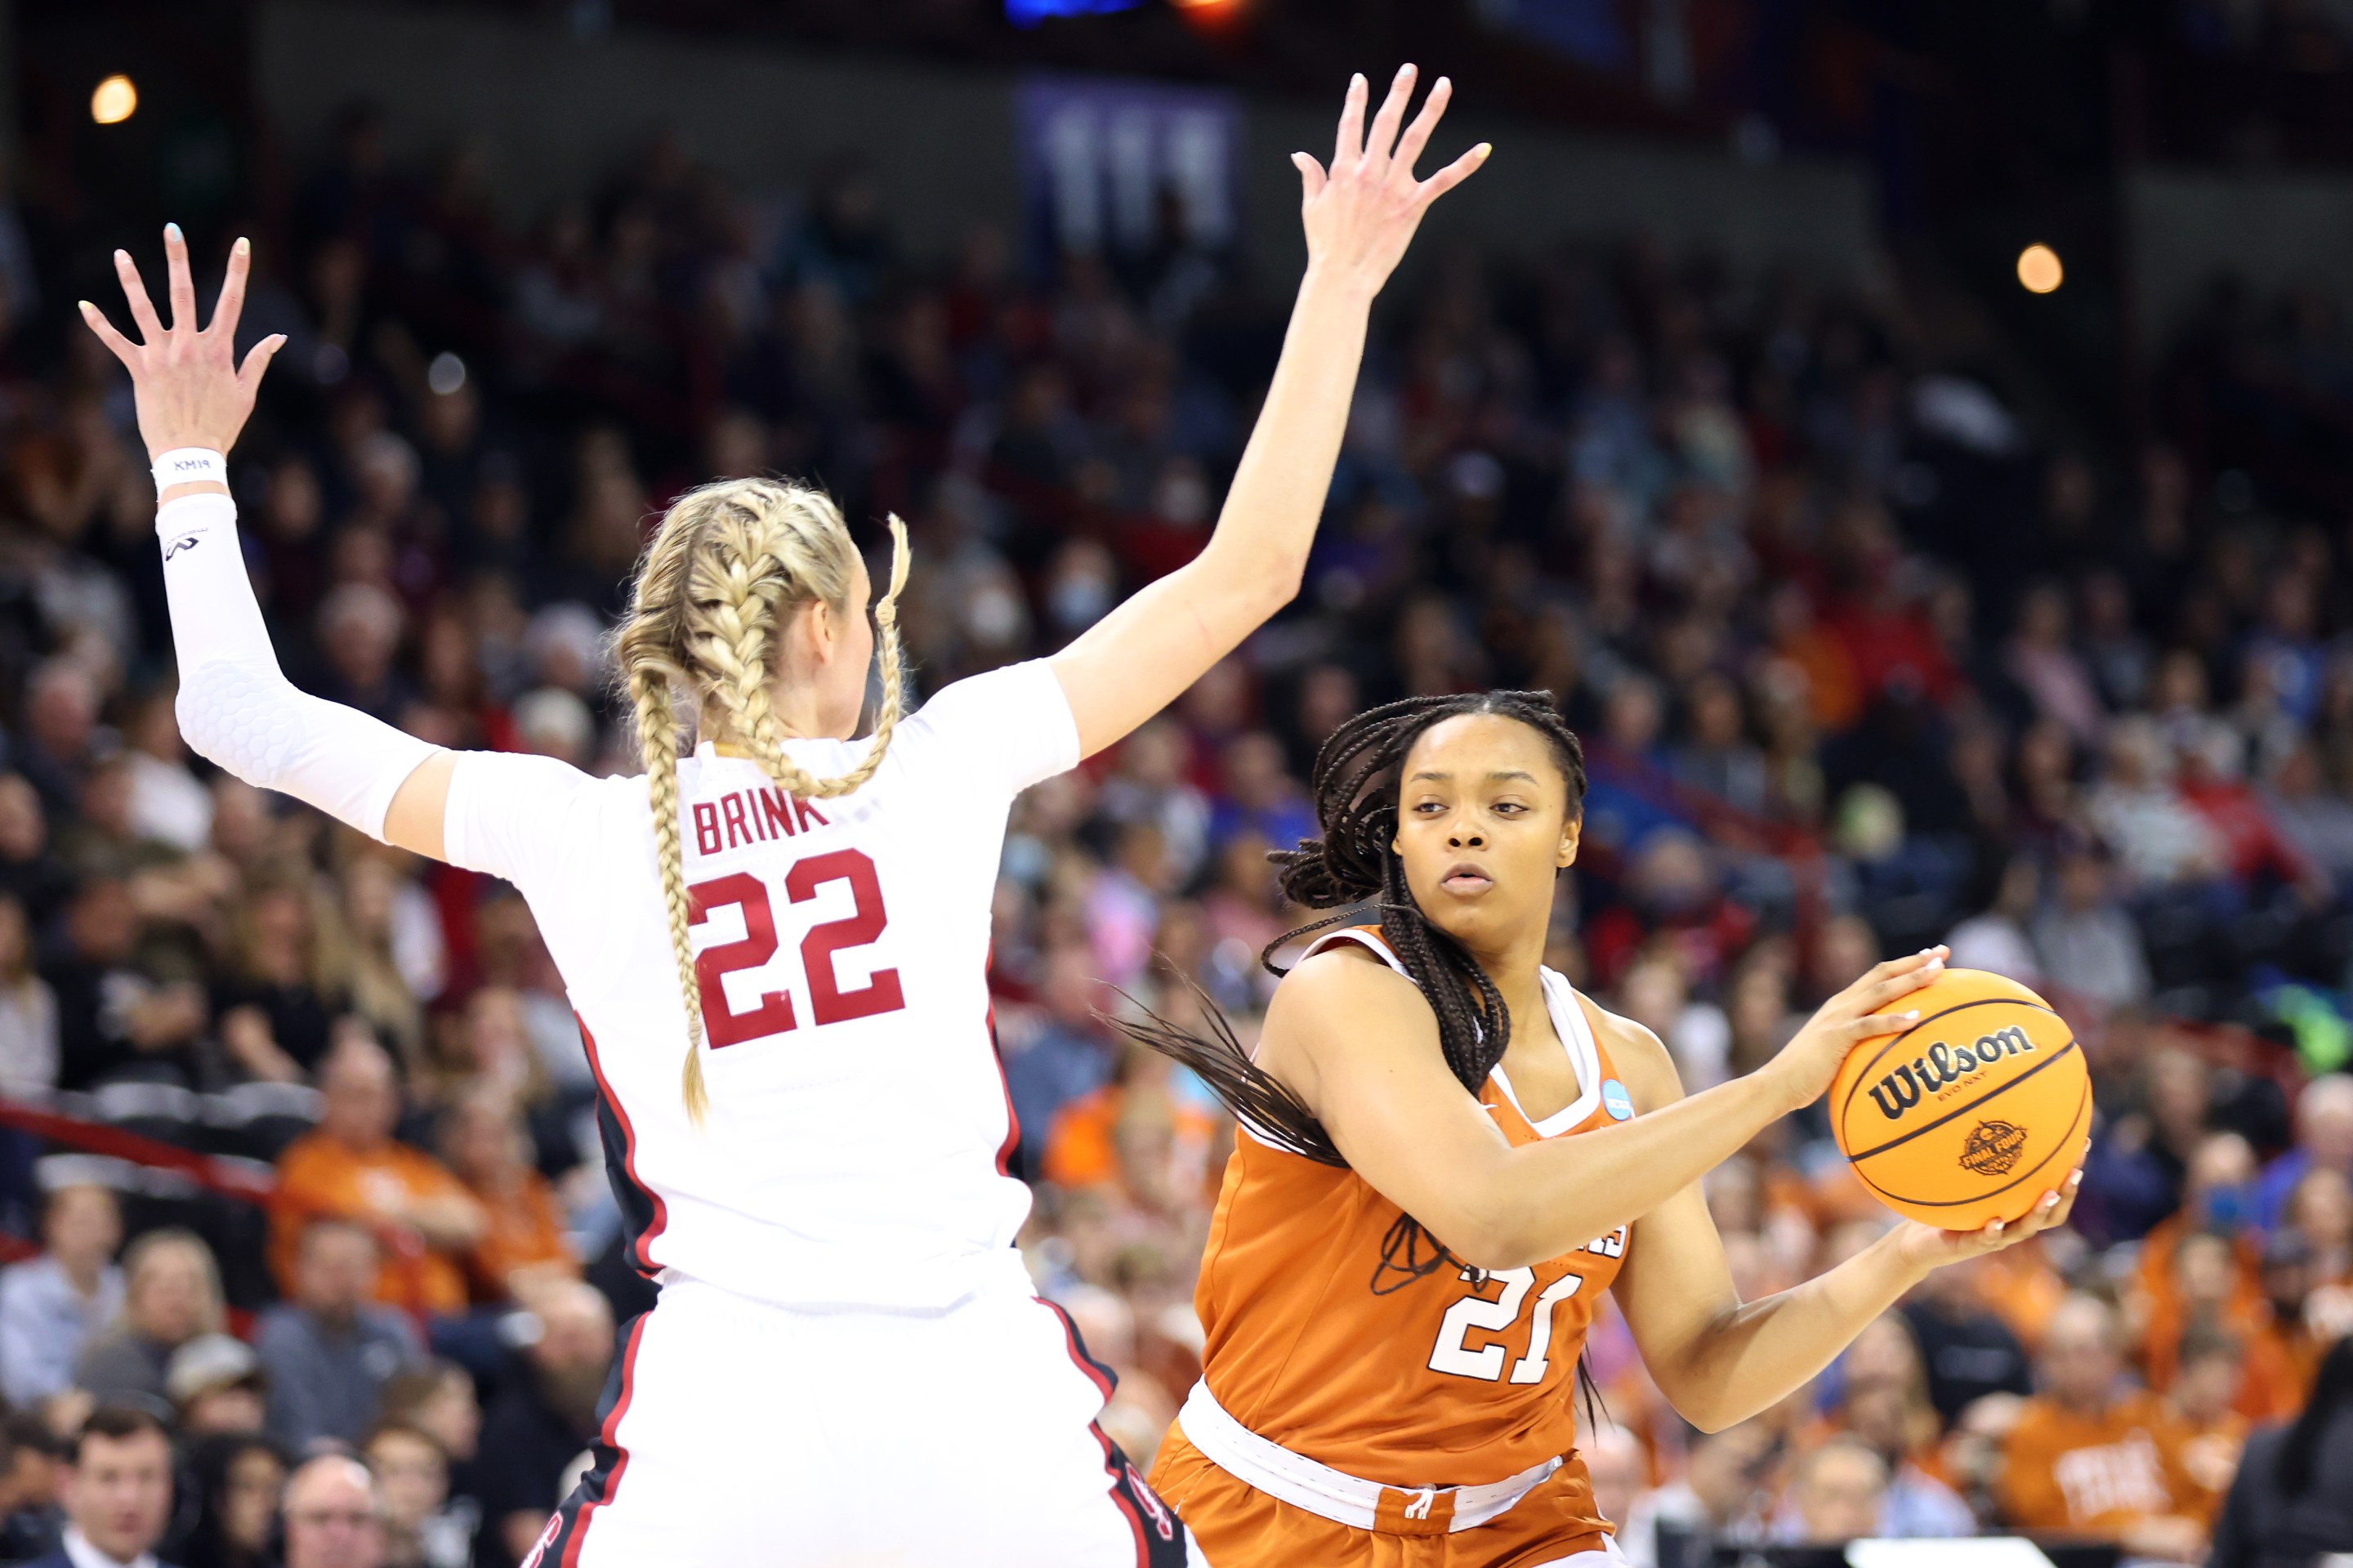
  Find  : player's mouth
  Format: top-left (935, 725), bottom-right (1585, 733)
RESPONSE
top-left (1439, 861), bottom-right (1494, 896)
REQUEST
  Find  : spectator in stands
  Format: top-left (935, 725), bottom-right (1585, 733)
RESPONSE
top-left (2168, 1320), bottom-right (2248, 1517)
top-left (44, 878), bottom-right (206, 1092)
top-left (172, 1434), bottom-right (286, 1568)
top-left (165, 1334), bottom-right (269, 1437)
top-left (256, 1217), bottom-right (423, 1455)
top-left (1622, 1419), bottom-right (1778, 1567)
top-left (435, 1088), bottom-right (574, 1307)
top-left (1899, 1258), bottom-right (2032, 1425)
top-left (360, 1423), bottom-right (471, 1568)
top-left (0, 893), bottom-right (57, 1101)
top-left (0, 1412), bottom-right (64, 1562)
top-left (0, 1184), bottom-right (123, 1407)
top-left (25, 1405), bottom-right (175, 1568)
top-left (280, 1454), bottom-right (386, 1568)
top-left (2208, 1334), bottom-right (2353, 1568)
top-left (1995, 1293), bottom-right (2205, 1561)
top-left (2031, 839), bottom-right (2153, 1012)
top-left (474, 1281), bottom-right (609, 1566)
top-left (2251, 1072), bottom-right (2353, 1232)
top-left (373, 1365), bottom-right (478, 1517)
top-left (74, 1230), bottom-right (223, 1406)
top-left (270, 1034), bottom-right (484, 1318)
top-left (1777, 1437), bottom-right (1887, 1546)
top-left (1833, 1316), bottom-right (1975, 1537)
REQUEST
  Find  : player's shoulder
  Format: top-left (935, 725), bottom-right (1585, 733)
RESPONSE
top-left (1266, 939), bottom-right (1428, 1032)
top-left (1581, 998), bottom-right (1681, 1112)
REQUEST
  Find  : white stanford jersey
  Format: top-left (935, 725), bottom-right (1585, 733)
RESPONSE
top-left (442, 660), bottom-right (1079, 1311)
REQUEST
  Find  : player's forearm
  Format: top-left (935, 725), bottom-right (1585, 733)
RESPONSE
top-left (1478, 1069), bottom-right (1802, 1267)
top-left (1187, 266), bottom-right (1372, 617)
top-left (1652, 1228), bottom-right (1928, 1432)
top-left (159, 490), bottom-right (440, 840)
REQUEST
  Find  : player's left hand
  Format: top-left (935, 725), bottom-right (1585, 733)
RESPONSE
top-left (1293, 65), bottom-right (1489, 299)
top-left (1893, 1166), bottom-right (2082, 1274)
top-left (80, 225), bottom-right (284, 462)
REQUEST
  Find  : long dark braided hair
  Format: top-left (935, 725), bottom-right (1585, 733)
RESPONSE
top-left (1113, 690), bottom-right (1589, 1297)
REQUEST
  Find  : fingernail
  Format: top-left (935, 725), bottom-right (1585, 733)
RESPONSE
top-left (1352, 73), bottom-right (1365, 87)
top-left (164, 222), bottom-right (180, 240)
top-left (114, 249), bottom-right (127, 261)
top-left (1903, 1010), bottom-right (1921, 1021)
top-left (1475, 142), bottom-right (1492, 156)
top-left (1397, 64), bottom-right (1413, 78)
top-left (234, 236), bottom-right (249, 256)
top-left (2069, 1170), bottom-right (2083, 1187)
top-left (1990, 1221), bottom-right (2004, 1235)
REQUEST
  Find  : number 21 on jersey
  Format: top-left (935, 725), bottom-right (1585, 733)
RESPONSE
top-left (687, 849), bottom-right (905, 1047)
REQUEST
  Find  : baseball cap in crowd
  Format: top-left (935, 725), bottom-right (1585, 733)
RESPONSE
top-left (165, 1333), bottom-right (265, 1406)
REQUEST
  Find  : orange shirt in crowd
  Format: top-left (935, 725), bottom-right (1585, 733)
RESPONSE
top-left (1995, 1390), bottom-right (2202, 1540)
top-left (1971, 1241), bottom-right (2067, 1352)
top-left (2234, 1314), bottom-right (2327, 1423)
top-left (2132, 1217), bottom-right (2265, 1389)
top-left (2172, 1407), bottom-right (2248, 1524)
top-left (462, 1172), bottom-right (578, 1304)
top-left (270, 1132), bottom-right (477, 1316)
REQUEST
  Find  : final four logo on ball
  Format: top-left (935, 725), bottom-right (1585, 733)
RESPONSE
top-left (1958, 1119), bottom-right (2029, 1177)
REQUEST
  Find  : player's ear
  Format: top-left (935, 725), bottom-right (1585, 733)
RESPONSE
top-left (1556, 815), bottom-right (1580, 869)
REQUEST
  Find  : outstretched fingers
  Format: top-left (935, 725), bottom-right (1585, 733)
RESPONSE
top-left (1416, 141), bottom-right (1491, 208)
top-left (78, 300), bottom-right (139, 368)
top-left (1390, 74), bottom-right (1453, 178)
top-left (1292, 152), bottom-right (1328, 210)
top-left (162, 223), bottom-right (198, 336)
top-left (1362, 64), bottom-right (1418, 172)
top-left (212, 237), bottom-right (253, 346)
top-left (235, 333), bottom-right (288, 400)
top-left (1332, 73), bottom-right (1368, 170)
top-left (113, 249), bottom-right (166, 346)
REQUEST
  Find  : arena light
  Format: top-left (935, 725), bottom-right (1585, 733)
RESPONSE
top-left (90, 75), bottom-right (137, 126)
top-left (1005, 0), bottom-right (1143, 25)
top-left (2016, 243), bottom-right (2063, 295)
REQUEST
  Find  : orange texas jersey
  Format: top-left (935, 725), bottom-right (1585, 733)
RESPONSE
top-left (1192, 926), bottom-right (1637, 1492)
top-left (1995, 1389), bottom-right (2202, 1538)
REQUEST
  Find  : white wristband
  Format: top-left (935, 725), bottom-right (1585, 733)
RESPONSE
top-left (153, 448), bottom-right (226, 494)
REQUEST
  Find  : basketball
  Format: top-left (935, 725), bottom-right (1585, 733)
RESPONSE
top-left (1829, 968), bottom-right (2092, 1231)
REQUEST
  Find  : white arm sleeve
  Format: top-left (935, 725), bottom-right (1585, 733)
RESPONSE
top-left (158, 489), bottom-right (442, 841)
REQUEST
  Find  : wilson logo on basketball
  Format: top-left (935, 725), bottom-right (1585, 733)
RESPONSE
top-left (1958, 1119), bottom-right (2029, 1176)
top-left (1866, 1025), bottom-right (2036, 1120)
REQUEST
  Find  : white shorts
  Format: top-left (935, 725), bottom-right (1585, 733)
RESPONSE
top-left (524, 1263), bottom-right (1205, 1567)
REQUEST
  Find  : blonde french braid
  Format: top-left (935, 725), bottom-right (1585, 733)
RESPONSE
top-left (616, 478), bottom-right (917, 1122)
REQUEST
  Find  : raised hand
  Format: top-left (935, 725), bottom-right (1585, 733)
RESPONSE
top-left (1293, 65), bottom-right (1489, 298)
top-left (1763, 945), bottom-right (1951, 1110)
top-left (79, 225), bottom-right (285, 467)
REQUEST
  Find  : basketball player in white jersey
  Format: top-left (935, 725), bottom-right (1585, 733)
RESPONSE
top-left (85, 69), bottom-right (1486, 1566)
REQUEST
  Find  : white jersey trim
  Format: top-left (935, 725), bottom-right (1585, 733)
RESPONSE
top-left (1298, 926), bottom-right (1599, 1134)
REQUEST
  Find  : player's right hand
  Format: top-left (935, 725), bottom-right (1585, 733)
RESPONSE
top-left (80, 226), bottom-right (284, 465)
top-left (1759, 945), bottom-right (1949, 1114)
top-left (1293, 65), bottom-right (1489, 300)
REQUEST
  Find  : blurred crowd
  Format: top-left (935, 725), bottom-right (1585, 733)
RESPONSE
top-left (0, 92), bottom-right (2329, 1563)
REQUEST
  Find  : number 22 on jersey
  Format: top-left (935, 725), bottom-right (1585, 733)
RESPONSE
top-left (688, 848), bottom-right (906, 1047)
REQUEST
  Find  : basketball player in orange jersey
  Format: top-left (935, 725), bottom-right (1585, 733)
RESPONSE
top-left (1123, 691), bottom-right (2085, 1566)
